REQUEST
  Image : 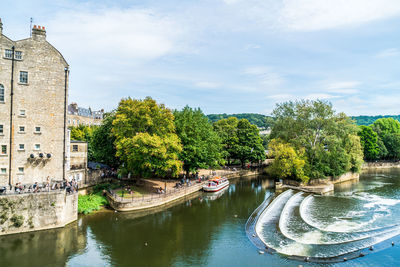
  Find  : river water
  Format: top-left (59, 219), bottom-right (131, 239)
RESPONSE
top-left (1, 170), bottom-right (400, 266)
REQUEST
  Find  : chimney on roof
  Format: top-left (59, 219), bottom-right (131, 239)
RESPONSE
top-left (0, 18), bottom-right (3, 36)
top-left (32, 24), bottom-right (46, 41)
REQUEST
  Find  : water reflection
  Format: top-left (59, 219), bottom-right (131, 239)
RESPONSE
top-left (0, 221), bottom-right (86, 267)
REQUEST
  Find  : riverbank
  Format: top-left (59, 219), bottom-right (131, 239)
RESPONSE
top-left (362, 161), bottom-right (400, 169)
top-left (106, 168), bottom-right (262, 212)
top-left (275, 172), bottom-right (360, 195)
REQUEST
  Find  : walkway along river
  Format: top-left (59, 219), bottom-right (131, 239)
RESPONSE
top-left (1, 171), bottom-right (400, 266)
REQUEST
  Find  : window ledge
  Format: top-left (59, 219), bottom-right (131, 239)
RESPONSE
top-left (17, 132), bottom-right (26, 134)
top-left (17, 149), bottom-right (25, 152)
top-left (0, 154), bottom-right (8, 157)
top-left (18, 115), bottom-right (26, 118)
top-left (0, 101), bottom-right (5, 104)
top-left (0, 134), bottom-right (4, 136)
top-left (17, 82), bottom-right (29, 86)
top-left (34, 132), bottom-right (42, 135)
top-left (0, 173), bottom-right (7, 176)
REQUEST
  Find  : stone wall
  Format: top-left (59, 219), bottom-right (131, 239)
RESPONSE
top-left (0, 191), bottom-right (77, 236)
top-left (362, 161), bottom-right (400, 169)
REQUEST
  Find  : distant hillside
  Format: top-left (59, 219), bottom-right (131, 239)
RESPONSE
top-left (207, 113), bottom-right (400, 128)
top-left (207, 113), bottom-right (272, 128)
top-left (352, 115), bottom-right (400, 126)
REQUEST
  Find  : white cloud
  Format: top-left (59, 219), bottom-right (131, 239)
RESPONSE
top-left (47, 7), bottom-right (185, 63)
top-left (279, 0), bottom-right (400, 31)
top-left (222, 0), bottom-right (241, 4)
top-left (266, 94), bottom-right (294, 101)
top-left (243, 66), bottom-right (284, 88)
top-left (305, 93), bottom-right (338, 100)
top-left (325, 81), bottom-right (360, 94)
top-left (194, 81), bottom-right (220, 88)
top-left (376, 48), bottom-right (400, 58)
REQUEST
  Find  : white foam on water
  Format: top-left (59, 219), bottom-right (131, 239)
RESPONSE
top-left (277, 242), bottom-right (311, 257)
top-left (298, 230), bottom-right (324, 245)
top-left (255, 190), bottom-right (293, 245)
top-left (279, 192), bottom-right (304, 239)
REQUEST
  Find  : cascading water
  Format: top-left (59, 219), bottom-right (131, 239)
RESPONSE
top-left (250, 171), bottom-right (400, 262)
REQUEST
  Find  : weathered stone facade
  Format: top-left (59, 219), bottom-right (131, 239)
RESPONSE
top-left (67, 140), bottom-right (87, 184)
top-left (0, 21), bottom-right (69, 186)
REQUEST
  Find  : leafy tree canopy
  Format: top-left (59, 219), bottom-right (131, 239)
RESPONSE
top-left (234, 119), bottom-right (266, 167)
top-left (213, 117), bottom-right (239, 164)
top-left (270, 100), bottom-right (363, 180)
top-left (113, 97), bottom-right (182, 178)
top-left (268, 139), bottom-right (308, 184)
top-left (174, 106), bottom-right (223, 175)
top-left (358, 125), bottom-right (380, 160)
top-left (207, 113), bottom-right (272, 129)
top-left (91, 112), bottom-right (120, 168)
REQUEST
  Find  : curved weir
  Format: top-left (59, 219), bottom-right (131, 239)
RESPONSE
top-left (299, 195), bottom-right (399, 234)
top-left (250, 187), bottom-right (400, 263)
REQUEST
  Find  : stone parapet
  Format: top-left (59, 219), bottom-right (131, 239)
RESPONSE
top-left (0, 190), bottom-right (77, 236)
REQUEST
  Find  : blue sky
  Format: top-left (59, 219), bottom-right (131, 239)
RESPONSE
top-left (2, 0), bottom-right (400, 116)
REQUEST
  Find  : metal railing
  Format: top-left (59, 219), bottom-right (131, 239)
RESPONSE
top-left (108, 181), bottom-right (205, 203)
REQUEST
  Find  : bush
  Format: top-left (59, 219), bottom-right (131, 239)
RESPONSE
top-left (10, 214), bottom-right (24, 227)
top-left (78, 193), bottom-right (108, 214)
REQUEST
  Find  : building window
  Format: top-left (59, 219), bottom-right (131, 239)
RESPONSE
top-left (19, 110), bottom-right (26, 116)
top-left (72, 145), bottom-right (78, 152)
top-left (19, 71), bottom-right (28, 84)
top-left (19, 126), bottom-right (25, 133)
top-left (18, 167), bottom-right (24, 174)
top-left (1, 145), bottom-right (6, 155)
top-left (4, 49), bottom-right (12, 59)
top-left (0, 84), bottom-right (4, 102)
top-left (15, 51), bottom-right (22, 60)
top-left (0, 125), bottom-right (3, 134)
top-left (18, 144), bottom-right (25, 150)
top-left (35, 126), bottom-right (41, 133)
top-left (0, 168), bottom-right (6, 174)
top-left (34, 144), bottom-right (40, 151)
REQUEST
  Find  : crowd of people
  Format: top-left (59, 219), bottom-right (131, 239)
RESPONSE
top-left (0, 177), bottom-right (79, 195)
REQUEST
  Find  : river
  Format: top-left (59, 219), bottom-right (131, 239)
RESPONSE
top-left (1, 170), bottom-right (400, 266)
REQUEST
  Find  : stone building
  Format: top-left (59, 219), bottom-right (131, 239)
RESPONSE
top-left (67, 140), bottom-right (88, 184)
top-left (0, 20), bottom-right (69, 186)
top-left (68, 102), bottom-right (103, 127)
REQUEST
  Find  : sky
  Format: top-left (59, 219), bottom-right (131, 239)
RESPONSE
top-left (1, 0), bottom-right (400, 116)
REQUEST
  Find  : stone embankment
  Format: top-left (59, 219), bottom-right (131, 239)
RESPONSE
top-left (275, 172), bottom-right (360, 195)
top-left (0, 190), bottom-right (77, 236)
top-left (107, 169), bottom-right (262, 212)
top-left (362, 161), bottom-right (400, 169)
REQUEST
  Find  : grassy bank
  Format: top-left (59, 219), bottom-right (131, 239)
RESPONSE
top-left (78, 183), bottom-right (120, 214)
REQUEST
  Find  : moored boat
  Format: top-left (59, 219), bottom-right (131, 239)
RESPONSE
top-left (203, 177), bottom-right (229, 192)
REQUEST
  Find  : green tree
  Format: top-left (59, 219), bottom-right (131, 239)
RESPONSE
top-left (268, 139), bottom-right (308, 183)
top-left (270, 100), bottom-right (363, 179)
top-left (371, 118), bottom-right (400, 136)
top-left (174, 106), bottom-right (223, 176)
top-left (69, 125), bottom-right (96, 161)
top-left (371, 118), bottom-right (400, 160)
top-left (213, 117), bottom-right (239, 165)
top-left (91, 112), bottom-right (119, 168)
top-left (235, 119), bottom-right (266, 167)
top-left (358, 125), bottom-right (380, 160)
top-left (112, 97), bottom-right (182, 178)
top-left (382, 133), bottom-right (400, 160)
